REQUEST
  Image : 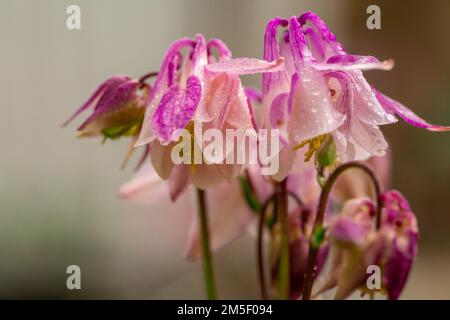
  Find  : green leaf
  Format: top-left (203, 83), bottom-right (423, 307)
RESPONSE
top-left (312, 226), bottom-right (327, 249)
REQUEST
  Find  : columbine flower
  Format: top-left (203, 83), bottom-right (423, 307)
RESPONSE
top-left (134, 34), bottom-right (283, 191)
top-left (298, 11), bottom-right (449, 161)
top-left (63, 75), bottom-right (152, 167)
top-left (260, 12), bottom-right (449, 180)
top-left (378, 190), bottom-right (419, 300)
top-left (260, 16), bottom-right (345, 181)
top-left (316, 190), bottom-right (418, 300)
top-left (63, 75), bottom-right (150, 140)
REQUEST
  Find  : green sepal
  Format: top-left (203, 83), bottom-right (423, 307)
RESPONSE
top-left (101, 119), bottom-right (142, 141)
top-left (317, 136), bottom-right (336, 168)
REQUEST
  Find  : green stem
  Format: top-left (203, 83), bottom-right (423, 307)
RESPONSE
top-left (196, 188), bottom-right (217, 300)
top-left (257, 195), bottom-right (275, 300)
top-left (277, 179), bottom-right (289, 300)
top-left (302, 162), bottom-right (381, 300)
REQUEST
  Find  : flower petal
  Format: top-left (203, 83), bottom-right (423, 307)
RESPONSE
top-left (206, 57), bottom-right (284, 75)
top-left (135, 38), bottom-right (196, 147)
top-left (62, 75), bottom-right (130, 127)
top-left (383, 237), bottom-right (417, 300)
top-left (150, 140), bottom-right (174, 180)
top-left (207, 38), bottom-right (232, 61)
top-left (287, 71), bottom-right (345, 145)
top-left (190, 163), bottom-right (227, 190)
top-left (168, 165), bottom-right (190, 201)
top-left (78, 80), bottom-right (148, 136)
top-left (314, 55), bottom-right (394, 71)
top-left (118, 162), bottom-right (168, 204)
top-left (373, 87), bottom-right (450, 131)
top-left (298, 11), bottom-right (346, 56)
top-left (151, 75), bottom-right (202, 144)
top-left (185, 180), bottom-right (254, 260)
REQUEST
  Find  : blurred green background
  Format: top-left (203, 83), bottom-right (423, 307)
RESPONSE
top-left (0, 0), bottom-right (449, 299)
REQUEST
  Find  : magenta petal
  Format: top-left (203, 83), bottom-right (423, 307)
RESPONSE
top-left (207, 38), bottom-right (232, 61)
top-left (135, 38), bottom-right (196, 147)
top-left (270, 93), bottom-right (288, 128)
top-left (262, 17), bottom-right (289, 96)
top-left (298, 11), bottom-right (346, 55)
top-left (288, 16), bottom-right (312, 67)
top-left (303, 26), bottom-right (326, 62)
top-left (244, 87), bottom-right (262, 103)
top-left (384, 236), bottom-right (417, 300)
top-left (78, 78), bottom-right (140, 130)
top-left (206, 57), bottom-right (284, 75)
top-left (151, 75), bottom-right (202, 143)
top-left (374, 87), bottom-right (450, 131)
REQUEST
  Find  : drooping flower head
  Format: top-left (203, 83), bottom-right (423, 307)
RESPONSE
top-left (378, 190), bottom-right (418, 300)
top-left (261, 12), bottom-right (449, 180)
top-left (63, 75), bottom-right (151, 140)
top-left (134, 34), bottom-right (283, 192)
top-left (317, 190), bottom-right (418, 300)
top-left (63, 75), bottom-right (152, 168)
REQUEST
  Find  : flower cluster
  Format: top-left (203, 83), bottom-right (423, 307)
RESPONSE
top-left (65, 11), bottom-right (448, 300)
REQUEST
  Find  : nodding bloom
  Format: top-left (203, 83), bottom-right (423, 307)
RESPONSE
top-left (63, 75), bottom-right (151, 140)
top-left (378, 190), bottom-right (418, 300)
top-left (134, 34), bottom-right (283, 191)
top-left (316, 191), bottom-right (418, 300)
top-left (261, 12), bottom-right (449, 180)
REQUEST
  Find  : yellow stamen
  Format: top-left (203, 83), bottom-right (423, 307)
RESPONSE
top-left (292, 134), bottom-right (329, 162)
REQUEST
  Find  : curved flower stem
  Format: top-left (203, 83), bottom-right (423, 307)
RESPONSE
top-left (196, 188), bottom-right (217, 300)
top-left (302, 162), bottom-right (381, 300)
top-left (138, 71), bottom-right (158, 84)
top-left (257, 191), bottom-right (303, 300)
top-left (277, 179), bottom-right (289, 300)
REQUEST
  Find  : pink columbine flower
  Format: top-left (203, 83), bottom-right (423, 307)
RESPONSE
top-left (261, 12), bottom-right (449, 179)
top-left (134, 34), bottom-right (283, 192)
top-left (63, 75), bottom-right (151, 139)
top-left (378, 190), bottom-right (419, 300)
top-left (317, 190), bottom-right (418, 300)
top-left (298, 11), bottom-right (448, 161)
